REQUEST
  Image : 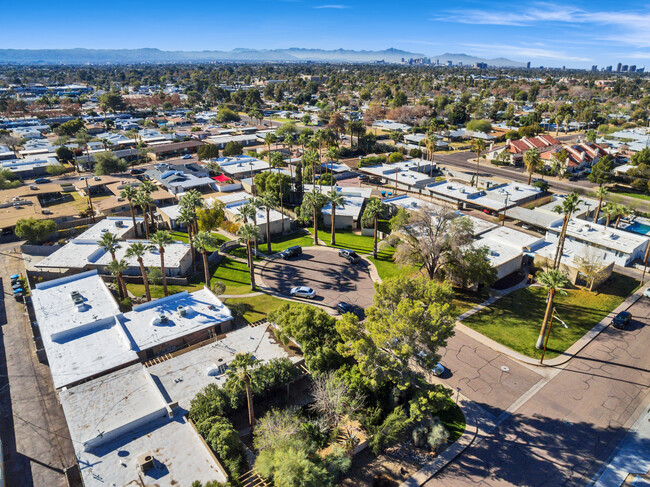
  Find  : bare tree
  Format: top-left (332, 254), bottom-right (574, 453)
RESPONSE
top-left (575, 249), bottom-right (608, 291)
top-left (393, 207), bottom-right (475, 280)
top-left (310, 373), bottom-right (364, 429)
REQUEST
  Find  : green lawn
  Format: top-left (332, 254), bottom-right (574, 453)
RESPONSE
top-left (223, 294), bottom-right (286, 323)
top-left (170, 230), bottom-right (229, 251)
top-left (462, 273), bottom-right (640, 359)
top-left (127, 256), bottom-right (251, 299)
top-left (438, 398), bottom-right (466, 443)
top-left (452, 288), bottom-right (489, 318)
top-left (367, 246), bottom-right (419, 281)
top-left (269, 231), bottom-right (316, 253)
top-left (609, 191), bottom-right (650, 201)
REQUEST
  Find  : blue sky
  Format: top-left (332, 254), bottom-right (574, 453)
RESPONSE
top-left (2, 0), bottom-right (649, 68)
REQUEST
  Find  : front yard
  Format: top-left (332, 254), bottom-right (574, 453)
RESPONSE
top-left (461, 273), bottom-right (640, 359)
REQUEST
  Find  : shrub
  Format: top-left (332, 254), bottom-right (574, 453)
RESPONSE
top-left (15, 218), bottom-right (57, 243)
top-left (427, 421), bottom-right (450, 451)
top-left (409, 148), bottom-right (423, 158)
top-left (204, 416), bottom-right (247, 481)
top-left (357, 155), bottom-right (386, 168)
top-left (369, 406), bottom-right (412, 454)
top-left (387, 152), bottom-right (405, 163)
top-left (223, 141), bottom-right (243, 156)
top-left (189, 384), bottom-right (231, 424)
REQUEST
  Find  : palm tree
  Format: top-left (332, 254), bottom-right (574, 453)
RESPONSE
top-left (471, 138), bottom-right (486, 187)
top-left (238, 201), bottom-right (259, 255)
top-left (602, 203), bottom-right (618, 227)
top-left (134, 190), bottom-right (153, 239)
top-left (139, 180), bottom-right (158, 229)
top-left (552, 192), bottom-right (583, 270)
top-left (362, 197), bottom-right (388, 259)
top-left (226, 353), bottom-right (260, 427)
top-left (107, 259), bottom-right (129, 300)
top-left (614, 204), bottom-right (627, 229)
top-left (179, 190), bottom-right (204, 269)
top-left (259, 192), bottom-right (279, 253)
top-left (125, 242), bottom-right (152, 301)
top-left (269, 152), bottom-right (287, 233)
top-left (177, 206), bottom-right (197, 269)
top-left (524, 148), bottom-right (541, 185)
top-left (150, 230), bottom-right (173, 297)
top-left (535, 270), bottom-right (570, 349)
top-left (303, 189), bottom-right (327, 245)
top-left (593, 186), bottom-right (608, 223)
top-left (99, 232), bottom-right (127, 298)
top-left (194, 231), bottom-right (216, 288)
top-left (238, 223), bottom-right (260, 290)
top-left (304, 148), bottom-right (319, 188)
top-left (327, 188), bottom-right (345, 246)
top-left (264, 132), bottom-right (277, 162)
top-left (120, 185), bottom-right (139, 237)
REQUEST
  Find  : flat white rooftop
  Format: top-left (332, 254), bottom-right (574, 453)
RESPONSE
top-left (93, 240), bottom-right (191, 269)
top-left (35, 240), bottom-right (104, 270)
top-left (217, 156), bottom-right (269, 176)
top-left (158, 204), bottom-right (181, 221)
top-left (360, 164), bottom-right (436, 188)
top-left (211, 190), bottom-right (252, 205)
top-left (120, 288), bottom-right (232, 352)
top-left (75, 217), bottom-right (141, 241)
top-left (427, 182), bottom-right (507, 211)
top-left (303, 184), bottom-right (373, 199)
top-left (535, 239), bottom-right (614, 268)
top-left (550, 218), bottom-right (649, 254)
top-left (225, 201), bottom-right (292, 225)
top-left (60, 365), bottom-right (227, 486)
top-left (484, 182), bottom-right (542, 205)
top-left (383, 194), bottom-right (446, 212)
top-left (465, 215), bottom-right (499, 236)
top-left (479, 226), bottom-right (545, 251)
top-left (148, 324), bottom-right (300, 410)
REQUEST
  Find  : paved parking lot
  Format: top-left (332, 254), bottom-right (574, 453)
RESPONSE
top-left (260, 247), bottom-right (376, 312)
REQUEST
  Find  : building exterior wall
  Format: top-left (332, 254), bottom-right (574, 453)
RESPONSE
top-left (323, 213), bottom-right (354, 229)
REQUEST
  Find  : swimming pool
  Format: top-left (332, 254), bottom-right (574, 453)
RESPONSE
top-left (624, 221), bottom-right (650, 235)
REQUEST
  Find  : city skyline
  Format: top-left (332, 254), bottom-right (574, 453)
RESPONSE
top-left (1, 0), bottom-right (649, 69)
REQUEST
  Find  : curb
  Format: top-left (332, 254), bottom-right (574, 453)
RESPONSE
top-left (399, 394), bottom-right (478, 487)
top-left (456, 285), bottom-right (645, 368)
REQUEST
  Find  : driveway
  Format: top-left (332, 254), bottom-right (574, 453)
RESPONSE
top-left (260, 247), bottom-right (376, 312)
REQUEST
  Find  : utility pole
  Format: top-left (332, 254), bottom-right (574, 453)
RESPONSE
top-left (501, 193), bottom-right (510, 226)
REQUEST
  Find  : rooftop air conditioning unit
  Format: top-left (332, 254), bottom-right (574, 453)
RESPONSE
top-left (158, 313), bottom-right (169, 324)
top-left (115, 220), bottom-right (124, 228)
top-left (447, 185), bottom-right (453, 190)
top-left (177, 305), bottom-right (188, 317)
top-left (137, 452), bottom-right (155, 473)
top-left (514, 186), bottom-right (519, 190)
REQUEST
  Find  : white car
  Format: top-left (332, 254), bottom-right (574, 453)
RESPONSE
top-left (644, 288), bottom-right (650, 298)
top-left (290, 286), bottom-right (316, 299)
top-left (432, 363), bottom-right (445, 377)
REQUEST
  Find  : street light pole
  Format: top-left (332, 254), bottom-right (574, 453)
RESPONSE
top-left (539, 307), bottom-right (556, 365)
top-left (455, 387), bottom-right (461, 404)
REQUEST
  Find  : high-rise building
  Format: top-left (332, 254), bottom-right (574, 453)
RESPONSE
top-left (629, 65), bottom-right (637, 72)
top-left (526, 61), bottom-right (531, 69)
top-left (622, 65), bottom-right (629, 72)
top-left (591, 65), bottom-right (598, 71)
top-left (617, 62), bottom-right (622, 71)
top-left (606, 66), bottom-right (613, 72)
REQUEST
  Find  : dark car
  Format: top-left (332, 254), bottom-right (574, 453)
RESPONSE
top-left (358, 174), bottom-right (369, 181)
top-left (336, 302), bottom-right (365, 319)
top-left (281, 245), bottom-right (302, 260)
top-left (339, 249), bottom-right (360, 263)
top-left (34, 177), bottom-right (50, 184)
top-left (612, 311), bottom-right (632, 329)
top-left (129, 168), bottom-right (145, 175)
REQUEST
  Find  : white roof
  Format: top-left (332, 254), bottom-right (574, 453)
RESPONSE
top-left (484, 183), bottom-right (542, 205)
top-left (534, 239), bottom-right (614, 268)
top-left (550, 218), bottom-right (649, 254)
top-left (148, 324), bottom-right (300, 410)
top-left (383, 194), bottom-right (445, 212)
top-left (59, 365), bottom-right (227, 486)
top-left (479, 226), bottom-right (545, 251)
top-left (211, 190), bottom-right (252, 205)
top-left (303, 184), bottom-right (372, 199)
top-left (360, 164), bottom-right (437, 188)
top-left (35, 240), bottom-right (104, 270)
top-left (93, 240), bottom-right (191, 269)
top-left (321, 161), bottom-right (352, 173)
top-left (217, 155), bottom-right (270, 177)
top-left (372, 120), bottom-right (412, 131)
top-left (465, 215), bottom-right (499, 236)
top-left (427, 182), bottom-right (506, 211)
top-left (158, 204), bottom-right (182, 221)
top-left (76, 217), bottom-right (140, 241)
top-left (226, 201), bottom-right (292, 225)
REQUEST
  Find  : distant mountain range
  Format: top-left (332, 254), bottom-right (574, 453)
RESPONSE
top-left (0, 47), bottom-right (524, 67)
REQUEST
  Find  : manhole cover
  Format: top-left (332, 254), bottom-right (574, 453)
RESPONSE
top-left (501, 365), bottom-right (510, 372)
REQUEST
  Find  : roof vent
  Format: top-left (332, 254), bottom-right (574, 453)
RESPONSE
top-left (137, 452), bottom-right (155, 473)
top-left (177, 305), bottom-right (188, 317)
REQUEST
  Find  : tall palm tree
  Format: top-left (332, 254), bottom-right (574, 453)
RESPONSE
top-left (125, 242), bottom-right (152, 301)
top-left (226, 353), bottom-right (260, 428)
top-left (535, 270), bottom-right (570, 349)
top-left (327, 188), bottom-right (345, 246)
top-left (362, 197), bottom-right (388, 259)
top-left (177, 206), bottom-right (197, 270)
top-left (524, 148), bottom-right (541, 185)
top-left (602, 202), bottom-right (619, 228)
top-left (238, 223), bottom-right (260, 290)
top-left (259, 192), bottom-right (279, 253)
top-left (120, 185), bottom-right (139, 237)
top-left (179, 190), bottom-right (204, 269)
top-left (593, 186), bottom-right (609, 224)
top-left (99, 232), bottom-right (127, 298)
top-left (303, 189), bottom-right (326, 245)
top-left (552, 192), bottom-right (583, 270)
top-left (194, 231), bottom-right (216, 288)
top-left (139, 180), bottom-right (158, 229)
top-left (238, 201), bottom-right (259, 255)
top-left (304, 148), bottom-right (319, 188)
top-left (471, 138), bottom-right (486, 187)
top-left (269, 151), bottom-right (287, 233)
top-left (135, 190), bottom-right (153, 239)
top-left (613, 204), bottom-right (627, 229)
top-left (150, 230), bottom-right (173, 297)
top-left (264, 132), bottom-right (277, 162)
top-left (107, 259), bottom-right (128, 300)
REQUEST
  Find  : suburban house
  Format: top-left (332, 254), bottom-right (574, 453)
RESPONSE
top-left (486, 135), bottom-right (561, 165)
top-left (304, 184), bottom-right (372, 229)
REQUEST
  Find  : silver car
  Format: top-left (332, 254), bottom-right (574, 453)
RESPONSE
top-left (290, 286), bottom-right (316, 299)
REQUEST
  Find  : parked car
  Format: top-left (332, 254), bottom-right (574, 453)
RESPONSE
top-left (281, 246), bottom-right (302, 260)
top-left (336, 302), bottom-right (365, 319)
top-left (612, 311), bottom-right (632, 330)
top-left (181, 154), bottom-right (192, 159)
top-left (129, 168), bottom-right (145, 175)
top-left (358, 174), bottom-right (369, 181)
top-left (432, 363), bottom-right (445, 377)
top-left (644, 288), bottom-right (650, 298)
top-left (290, 286), bottom-right (316, 299)
top-left (339, 249), bottom-right (360, 263)
top-left (34, 178), bottom-right (50, 184)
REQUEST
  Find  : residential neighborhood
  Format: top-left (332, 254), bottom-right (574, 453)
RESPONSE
top-left (1, 20), bottom-right (650, 487)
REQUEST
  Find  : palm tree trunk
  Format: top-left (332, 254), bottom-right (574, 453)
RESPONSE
top-left (280, 185), bottom-right (285, 234)
top-left (528, 171), bottom-right (532, 185)
top-left (245, 377), bottom-right (255, 427)
top-left (202, 252), bottom-right (210, 287)
top-left (139, 259), bottom-right (151, 301)
top-left (187, 225), bottom-right (196, 270)
top-left (615, 215), bottom-right (622, 229)
top-left (606, 215), bottom-right (611, 227)
top-left (160, 249), bottom-right (168, 297)
top-left (536, 289), bottom-right (555, 349)
top-left (313, 204), bottom-right (319, 245)
top-left (247, 240), bottom-right (256, 290)
top-left (129, 203), bottom-right (138, 238)
top-left (331, 206), bottom-right (336, 245)
top-left (373, 215), bottom-right (378, 259)
top-left (475, 156), bottom-right (480, 187)
top-left (552, 218), bottom-right (569, 269)
top-left (142, 207), bottom-right (150, 239)
top-left (149, 204), bottom-right (156, 231)
top-left (118, 272), bottom-right (127, 300)
top-left (594, 196), bottom-right (603, 223)
top-left (266, 208), bottom-right (272, 253)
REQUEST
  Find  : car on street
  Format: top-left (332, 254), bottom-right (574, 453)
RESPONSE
top-left (336, 302), bottom-right (365, 319)
top-left (612, 311), bottom-right (632, 329)
top-left (129, 168), bottom-right (145, 175)
top-left (281, 245), bottom-right (302, 260)
top-left (290, 286), bottom-right (316, 299)
top-left (181, 154), bottom-right (192, 159)
top-left (339, 249), bottom-right (360, 263)
top-left (34, 178), bottom-right (50, 184)
top-left (358, 174), bottom-right (369, 181)
top-left (432, 363), bottom-right (445, 376)
top-left (644, 288), bottom-right (650, 298)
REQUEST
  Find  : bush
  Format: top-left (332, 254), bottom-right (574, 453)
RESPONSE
top-left (466, 119), bottom-right (492, 134)
top-left (427, 420), bottom-right (450, 451)
top-left (94, 151), bottom-right (128, 175)
top-left (189, 384), bottom-right (231, 424)
top-left (357, 155), bottom-right (386, 168)
top-left (220, 220), bottom-right (241, 234)
top-left (119, 297), bottom-right (132, 312)
top-left (15, 218), bottom-right (57, 243)
top-left (204, 416), bottom-right (247, 481)
top-left (223, 141), bottom-right (243, 157)
top-left (533, 180), bottom-right (549, 191)
top-left (197, 144), bottom-right (219, 160)
top-left (409, 148), bottom-right (423, 158)
top-left (388, 152), bottom-right (405, 163)
top-left (369, 406), bottom-right (412, 454)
